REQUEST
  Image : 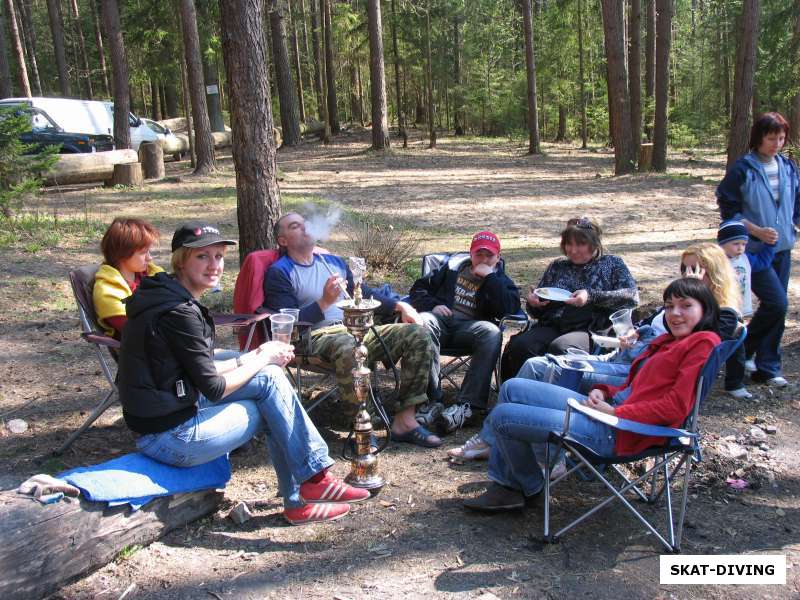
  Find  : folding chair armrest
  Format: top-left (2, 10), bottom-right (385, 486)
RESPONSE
top-left (565, 397), bottom-right (696, 439)
top-left (82, 332), bottom-right (121, 350)
top-left (212, 312), bottom-right (270, 327)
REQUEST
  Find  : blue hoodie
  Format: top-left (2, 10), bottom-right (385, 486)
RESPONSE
top-left (716, 152), bottom-right (800, 253)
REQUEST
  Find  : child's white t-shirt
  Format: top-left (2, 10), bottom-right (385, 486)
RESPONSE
top-left (729, 254), bottom-right (753, 316)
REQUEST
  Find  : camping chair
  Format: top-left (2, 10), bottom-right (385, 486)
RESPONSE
top-left (58, 265), bottom-right (122, 454)
top-left (542, 327), bottom-right (746, 552)
top-left (419, 252), bottom-right (528, 395)
top-left (60, 266), bottom-right (267, 454)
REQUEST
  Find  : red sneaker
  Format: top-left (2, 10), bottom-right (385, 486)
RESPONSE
top-left (300, 472), bottom-right (371, 504)
top-left (284, 502), bottom-right (350, 525)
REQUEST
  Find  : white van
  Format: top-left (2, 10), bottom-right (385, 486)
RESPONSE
top-left (0, 96), bottom-right (159, 151)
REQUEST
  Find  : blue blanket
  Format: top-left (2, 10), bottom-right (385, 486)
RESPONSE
top-left (59, 453), bottom-right (231, 510)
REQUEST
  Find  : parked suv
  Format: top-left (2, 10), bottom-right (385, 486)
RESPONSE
top-left (0, 103), bottom-right (114, 153)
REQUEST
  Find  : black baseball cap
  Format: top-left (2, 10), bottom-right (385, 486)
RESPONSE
top-left (171, 222), bottom-right (237, 252)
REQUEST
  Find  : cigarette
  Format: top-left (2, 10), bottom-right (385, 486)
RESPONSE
top-left (319, 256), bottom-right (352, 300)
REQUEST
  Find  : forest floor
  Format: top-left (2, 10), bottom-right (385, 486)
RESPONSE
top-left (1, 127), bottom-right (799, 599)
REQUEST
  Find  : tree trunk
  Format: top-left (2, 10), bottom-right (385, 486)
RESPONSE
top-left (179, 56), bottom-right (196, 167)
top-left (46, 0), bottom-right (70, 96)
top-left (367, 0), bottom-right (388, 149)
top-left (644, 0), bottom-right (655, 140)
top-left (102, 0), bottom-right (130, 148)
top-left (310, 0), bottom-right (324, 121)
top-left (0, 7), bottom-right (12, 97)
top-left (69, 0), bottom-right (93, 99)
top-left (203, 56), bottom-right (225, 131)
top-left (322, 0), bottom-right (339, 133)
top-left (269, 0), bottom-right (302, 146)
top-left (726, 0), bottom-right (760, 170)
top-left (555, 104), bottom-right (566, 141)
top-left (89, 0), bottom-right (109, 96)
top-left (521, 0), bottom-right (540, 154)
top-left (4, 0), bottom-right (29, 96)
top-left (218, 0), bottom-right (282, 262)
top-left (628, 0), bottom-right (641, 160)
top-left (652, 0), bottom-right (671, 172)
top-left (390, 0), bottom-right (405, 141)
top-left (577, 0), bottom-right (587, 148)
top-left (298, 0), bottom-right (314, 106)
top-left (17, 0), bottom-right (41, 95)
top-left (600, 0), bottom-right (635, 174)
top-left (287, 0), bottom-right (306, 123)
top-left (150, 78), bottom-right (161, 120)
top-left (791, 0), bottom-right (800, 147)
top-left (425, 1), bottom-right (435, 148)
top-left (452, 12), bottom-right (463, 136)
top-left (179, 0), bottom-right (216, 174)
top-left (164, 81), bottom-right (179, 117)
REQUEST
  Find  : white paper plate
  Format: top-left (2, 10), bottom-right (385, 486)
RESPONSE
top-left (591, 333), bottom-right (621, 349)
top-left (534, 287), bottom-right (573, 302)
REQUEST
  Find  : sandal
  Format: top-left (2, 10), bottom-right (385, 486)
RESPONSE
top-left (391, 425), bottom-right (442, 448)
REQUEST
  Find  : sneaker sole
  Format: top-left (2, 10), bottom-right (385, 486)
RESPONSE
top-left (463, 500), bottom-right (524, 512)
top-left (285, 505), bottom-right (351, 525)
top-left (447, 448), bottom-right (490, 460)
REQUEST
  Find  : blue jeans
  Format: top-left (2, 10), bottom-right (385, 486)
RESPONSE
top-left (484, 378), bottom-right (616, 495)
top-left (517, 355), bottom-right (631, 394)
top-left (747, 249), bottom-right (790, 377)
top-left (135, 362), bottom-right (334, 508)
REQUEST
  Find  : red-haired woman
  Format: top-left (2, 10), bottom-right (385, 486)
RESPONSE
top-left (717, 112), bottom-right (800, 386)
top-left (93, 217), bottom-right (162, 339)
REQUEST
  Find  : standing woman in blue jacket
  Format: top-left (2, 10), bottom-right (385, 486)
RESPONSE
top-left (717, 112), bottom-right (800, 386)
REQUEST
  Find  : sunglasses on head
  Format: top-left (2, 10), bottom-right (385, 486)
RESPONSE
top-left (568, 216), bottom-right (593, 230)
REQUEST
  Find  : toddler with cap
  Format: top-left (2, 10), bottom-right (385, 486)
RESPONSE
top-left (718, 220), bottom-right (777, 398)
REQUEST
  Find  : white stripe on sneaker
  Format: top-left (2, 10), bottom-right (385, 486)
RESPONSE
top-left (320, 482), bottom-right (336, 500)
top-left (332, 482), bottom-right (347, 501)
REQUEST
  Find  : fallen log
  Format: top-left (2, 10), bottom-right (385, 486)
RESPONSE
top-left (43, 149), bottom-right (139, 186)
top-left (0, 489), bottom-right (223, 600)
top-left (173, 130), bottom-right (232, 150)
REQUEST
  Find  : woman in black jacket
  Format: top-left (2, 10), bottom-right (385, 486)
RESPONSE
top-left (118, 222), bottom-right (369, 525)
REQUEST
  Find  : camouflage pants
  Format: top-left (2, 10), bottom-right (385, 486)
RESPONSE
top-left (310, 323), bottom-right (434, 412)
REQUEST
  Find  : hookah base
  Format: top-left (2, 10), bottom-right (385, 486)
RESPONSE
top-left (344, 472), bottom-right (385, 495)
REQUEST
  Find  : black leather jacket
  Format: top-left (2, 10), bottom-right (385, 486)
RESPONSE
top-left (118, 272), bottom-right (226, 434)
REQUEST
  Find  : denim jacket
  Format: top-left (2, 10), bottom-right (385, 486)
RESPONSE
top-left (716, 152), bottom-right (800, 253)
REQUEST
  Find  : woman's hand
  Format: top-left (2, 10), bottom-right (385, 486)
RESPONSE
top-left (432, 304), bottom-right (453, 317)
top-left (565, 289), bottom-right (589, 307)
top-left (526, 287), bottom-right (550, 308)
top-left (584, 389), bottom-right (615, 415)
top-left (618, 328), bottom-right (639, 350)
top-left (257, 341), bottom-right (295, 367)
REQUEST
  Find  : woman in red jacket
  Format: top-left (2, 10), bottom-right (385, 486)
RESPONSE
top-left (463, 277), bottom-right (720, 512)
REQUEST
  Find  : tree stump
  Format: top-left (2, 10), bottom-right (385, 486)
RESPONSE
top-left (0, 489), bottom-right (223, 600)
top-left (140, 143), bottom-right (165, 180)
top-left (109, 162), bottom-right (143, 187)
top-left (639, 143), bottom-right (654, 172)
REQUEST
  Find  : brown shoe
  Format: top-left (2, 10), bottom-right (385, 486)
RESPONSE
top-left (463, 483), bottom-right (525, 512)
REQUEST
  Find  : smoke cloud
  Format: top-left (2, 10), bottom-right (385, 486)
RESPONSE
top-left (303, 206), bottom-right (342, 243)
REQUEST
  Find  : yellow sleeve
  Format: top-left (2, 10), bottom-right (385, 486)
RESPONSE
top-left (93, 266), bottom-right (132, 336)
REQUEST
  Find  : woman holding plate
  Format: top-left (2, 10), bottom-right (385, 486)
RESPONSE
top-left (500, 216), bottom-right (638, 381)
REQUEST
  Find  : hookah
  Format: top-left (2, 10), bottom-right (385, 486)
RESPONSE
top-left (335, 257), bottom-right (392, 494)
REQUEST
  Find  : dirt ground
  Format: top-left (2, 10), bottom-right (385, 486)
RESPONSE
top-left (1, 128), bottom-right (799, 599)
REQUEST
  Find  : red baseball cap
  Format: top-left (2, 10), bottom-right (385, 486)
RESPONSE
top-left (470, 231), bottom-right (501, 255)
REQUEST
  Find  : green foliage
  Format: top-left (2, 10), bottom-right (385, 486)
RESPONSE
top-left (668, 121), bottom-right (700, 149)
top-left (0, 108), bottom-right (59, 217)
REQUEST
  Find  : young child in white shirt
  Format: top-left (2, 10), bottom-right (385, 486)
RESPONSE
top-left (717, 220), bottom-right (776, 398)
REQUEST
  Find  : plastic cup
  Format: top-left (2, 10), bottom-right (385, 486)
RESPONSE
top-left (270, 313), bottom-right (295, 344)
top-left (280, 308), bottom-right (300, 341)
top-left (609, 308), bottom-right (634, 337)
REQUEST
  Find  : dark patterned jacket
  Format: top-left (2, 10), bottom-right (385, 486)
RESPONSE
top-left (528, 255), bottom-right (638, 334)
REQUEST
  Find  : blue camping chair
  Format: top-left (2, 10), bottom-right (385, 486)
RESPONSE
top-left (416, 252), bottom-right (528, 396)
top-left (542, 327), bottom-right (746, 552)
